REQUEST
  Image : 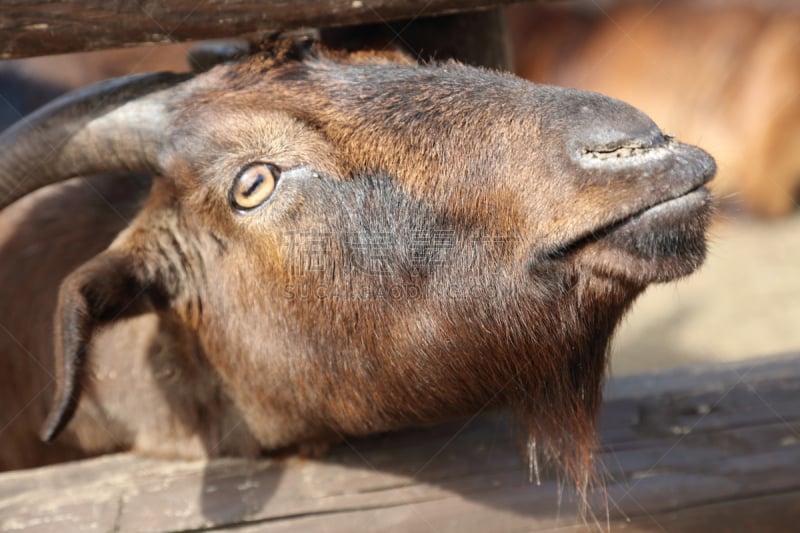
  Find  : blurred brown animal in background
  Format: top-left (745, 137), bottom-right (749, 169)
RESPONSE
top-left (1, 43), bottom-right (191, 88)
top-left (509, 1), bottom-right (800, 217)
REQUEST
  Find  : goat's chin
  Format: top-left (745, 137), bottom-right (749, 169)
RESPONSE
top-left (577, 187), bottom-right (713, 284)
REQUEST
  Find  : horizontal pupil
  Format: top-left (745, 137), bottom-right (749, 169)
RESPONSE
top-left (243, 173), bottom-right (265, 198)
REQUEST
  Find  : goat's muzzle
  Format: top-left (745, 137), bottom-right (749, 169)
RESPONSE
top-left (571, 138), bottom-right (716, 283)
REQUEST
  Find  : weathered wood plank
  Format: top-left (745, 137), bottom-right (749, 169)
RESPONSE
top-left (234, 490), bottom-right (800, 532)
top-left (0, 0), bottom-right (524, 59)
top-left (2, 353), bottom-right (799, 532)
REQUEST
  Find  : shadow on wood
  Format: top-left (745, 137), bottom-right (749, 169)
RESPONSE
top-left (2, 353), bottom-right (800, 532)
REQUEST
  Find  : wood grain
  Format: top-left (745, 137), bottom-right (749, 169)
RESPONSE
top-left (0, 0), bottom-right (523, 59)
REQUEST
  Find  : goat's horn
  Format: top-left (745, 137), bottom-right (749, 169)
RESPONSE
top-left (0, 71), bottom-right (191, 210)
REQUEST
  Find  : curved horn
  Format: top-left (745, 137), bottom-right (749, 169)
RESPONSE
top-left (0, 71), bottom-right (191, 210)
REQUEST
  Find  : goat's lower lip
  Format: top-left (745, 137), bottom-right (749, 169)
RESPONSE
top-left (615, 185), bottom-right (710, 228)
top-left (574, 185), bottom-right (713, 283)
top-left (554, 185), bottom-right (711, 257)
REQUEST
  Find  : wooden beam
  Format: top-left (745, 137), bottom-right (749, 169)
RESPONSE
top-left (320, 9), bottom-right (512, 70)
top-left (0, 0), bottom-right (524, 59)
top-left (2, 353), bottom-right (799, 532)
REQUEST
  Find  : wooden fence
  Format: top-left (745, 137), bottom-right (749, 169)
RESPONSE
top-left (2, 354), bottom-right (799, 532)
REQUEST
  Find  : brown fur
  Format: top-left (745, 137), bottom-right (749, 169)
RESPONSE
top-left (0, 42), bottom-right (714, 499)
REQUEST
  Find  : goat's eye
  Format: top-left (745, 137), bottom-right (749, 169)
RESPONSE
top-left (230, 163), bottom-right (279, 211)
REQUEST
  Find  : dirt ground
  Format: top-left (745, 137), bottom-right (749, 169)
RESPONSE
top-left (610, 211), bottom-right (800, 375)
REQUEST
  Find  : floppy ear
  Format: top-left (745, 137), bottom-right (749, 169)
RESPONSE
top-left (40, 250), bottom-right (169, 442)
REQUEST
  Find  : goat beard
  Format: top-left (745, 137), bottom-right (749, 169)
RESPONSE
top-left (367, 265), bottom-right (641, 507)
top-left (311, 266), bottom-right (639, 501)
top-left (507, 271), bottom-right (641, 511)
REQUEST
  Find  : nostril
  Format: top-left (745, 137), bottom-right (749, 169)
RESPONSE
top-left (576, 137), bottom-right (674, 169)
top-left (565, 94), bottom-right (666, 159)
top-left (585, 127), bottom-right (673, 154)
top-left (581, 140), bottom-right (666, 161)
top-left (576, 124), bottom-right (667, 156)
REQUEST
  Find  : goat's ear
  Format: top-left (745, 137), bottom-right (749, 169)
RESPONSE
top-left (40, 250), bottom-right (167, 442)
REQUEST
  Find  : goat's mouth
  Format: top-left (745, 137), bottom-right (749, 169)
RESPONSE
top-left (600, 178), bottom-right (711, 235)
top-left (575, 183), bottom-right (714, 284)
top-left (558, 141), bottom-right (716, 284)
